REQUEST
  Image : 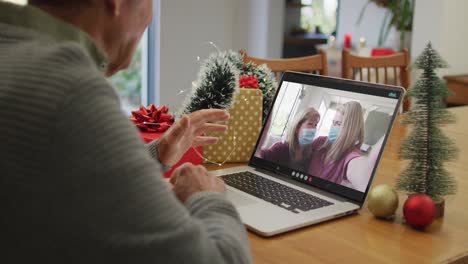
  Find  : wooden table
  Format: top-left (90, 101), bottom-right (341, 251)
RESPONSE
top-left (444, 75), bottom-right (468, 106)
top-left (206, 106), bottom-right (468, 264)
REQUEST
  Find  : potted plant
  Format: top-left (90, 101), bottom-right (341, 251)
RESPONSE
top-left (357, 0), bottom-right (414, 50)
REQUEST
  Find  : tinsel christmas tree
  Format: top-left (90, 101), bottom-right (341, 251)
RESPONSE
top-left (183, 50), bottom-right (277, 123)
top-left (397, 43), bottom-right (458, 201)
top-left (239, 62), bottom-right (278, 122)
top-left (224, 51), bottom-right (278, 121)
top-left (182, 51), bottom-right (240, 114)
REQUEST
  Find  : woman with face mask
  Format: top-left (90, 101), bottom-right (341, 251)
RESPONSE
top-left (307, 101), bottom-right (365, 189)
top-left (260, 107), bottom-right (320, 171)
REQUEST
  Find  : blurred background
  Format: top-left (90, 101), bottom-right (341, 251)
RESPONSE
top-left (6, 0), bottom-right (468, 114)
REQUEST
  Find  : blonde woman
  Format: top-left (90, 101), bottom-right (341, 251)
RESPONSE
top-left (260, 107), bottom-right (320, 171)
top-left (307, 101), bottom-right (366, 189)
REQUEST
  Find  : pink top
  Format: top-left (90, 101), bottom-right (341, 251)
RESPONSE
top-left (260, 142), bottom-right (290, 164)
top-left (260, 142), bottom-right (309, 171)
top-left (307, 137), bottom-right (362, 184)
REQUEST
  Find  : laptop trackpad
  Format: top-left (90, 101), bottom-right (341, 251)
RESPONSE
top-left (227, 190), bottom-right (257, 207)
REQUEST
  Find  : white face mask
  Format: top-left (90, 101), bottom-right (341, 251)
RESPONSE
top-left (299, 128), bottom-right (316, 145)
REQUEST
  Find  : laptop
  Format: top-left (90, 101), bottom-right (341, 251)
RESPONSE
top-left (211, 72), bottom-right (405, 236)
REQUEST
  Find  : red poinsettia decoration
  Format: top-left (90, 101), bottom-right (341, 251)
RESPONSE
top-left (130, 104), bottom-right (174, 132)
top-left (239, 75), bottom-right (259, 89)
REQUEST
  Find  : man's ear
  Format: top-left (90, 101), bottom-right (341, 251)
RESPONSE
top-left (105, 0), bottom-right (123, 17)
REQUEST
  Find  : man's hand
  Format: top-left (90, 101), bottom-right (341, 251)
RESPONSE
top-left (170, 163), bottom-right (226, 203)
top-left (157, 109), bottom-right (230, 167)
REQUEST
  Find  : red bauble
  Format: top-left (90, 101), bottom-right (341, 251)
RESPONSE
top-left (403, 194), bottom-right (436, 228)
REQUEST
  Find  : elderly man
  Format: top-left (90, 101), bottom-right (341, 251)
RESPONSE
top-left (0, 0), bottom-right (251, 263)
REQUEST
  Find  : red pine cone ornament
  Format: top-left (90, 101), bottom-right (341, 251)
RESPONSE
top-left (130, 104), bottom-right (174, 132)
top-left (403, 194), bottom-right (436, 229)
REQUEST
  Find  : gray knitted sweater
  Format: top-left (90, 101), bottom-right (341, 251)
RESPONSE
top-left (0, 2), bottom-right (251, 263)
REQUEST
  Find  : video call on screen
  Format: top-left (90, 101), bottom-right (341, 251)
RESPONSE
top-left (255, 81), bottom-right (399, 193)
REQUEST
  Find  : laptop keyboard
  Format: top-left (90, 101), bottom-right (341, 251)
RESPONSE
top-left (221, 171), bottom-right (334, 214)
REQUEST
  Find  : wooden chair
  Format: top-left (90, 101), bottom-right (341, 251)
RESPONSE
top-left (240, 50), bottom-right (328, 80)
top-left (342, 48), bottom-right (411, 111)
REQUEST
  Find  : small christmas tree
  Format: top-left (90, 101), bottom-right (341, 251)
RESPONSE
top-left (239, 62), bottom-right (278, 122)
top-left (182, 50), bottom-right (277, 123)
top-left (182, 51), bottom-right (240, 115)
top-left (397, 43), bottom-right (458, 201)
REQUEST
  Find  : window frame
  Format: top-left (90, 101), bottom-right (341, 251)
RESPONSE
top-left (145, 0), bottom-right (161, 106)
top-left (299, 0), bottom-right (340, 35)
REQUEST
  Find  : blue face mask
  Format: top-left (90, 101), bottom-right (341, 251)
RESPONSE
top-left (328, 127), bottom-right (340, 143)
top-left (298, 128), bottom-right (316, 145)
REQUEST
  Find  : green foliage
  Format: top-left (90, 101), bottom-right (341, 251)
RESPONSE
top-left (397, 43), bottom-right (458, 201)
top-left (357, 0), bottom-right (414, 49)
top-left (182, 51), bottom-right (240, 115)
top-left (223, 51), bottom-right (278, 122)
top-left (183, 51), bottom-right (278, 123)
top-left (300, 0), bottom-right (338, 35)
top-left (237, 62), bottom-right (278, 122)
top-left (109, 47), bottom-right (142, 106)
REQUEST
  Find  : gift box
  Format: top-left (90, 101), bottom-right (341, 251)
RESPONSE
top-left (140, 131), bottom-right (203, 178)
top-left (131, 104), bottom-right (202, 178)
top-left (204, 88), bottom-right (263, 163)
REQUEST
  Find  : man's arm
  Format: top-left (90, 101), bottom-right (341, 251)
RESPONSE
top-left (145, 108), bottom-right (229, 170)
top-left (146, 140), bottom-right (171, 171)
top-left (53, 71), bottom-right (251, 263)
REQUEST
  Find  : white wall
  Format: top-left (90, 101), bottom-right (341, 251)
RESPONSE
top-left (411, 0), bottom-right (468, 76)
top-left (159, 0), bottom-right (236, 111)
top-left (227, 0), bottom-right (285, 58)
top-left (159, 0), bottom-right (284, 111)
top-left (337, 0), bottom-right (397, 49)
top-left (266, 0), bottom-right (285, 58)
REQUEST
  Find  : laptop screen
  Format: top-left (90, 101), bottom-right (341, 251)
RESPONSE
top-left (250, 72), bottom-right (403, 204)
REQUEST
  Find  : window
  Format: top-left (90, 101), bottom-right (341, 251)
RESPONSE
top-left (316, 94), bottom-right (358, 137)
top-left (3, 0), bottom-right (26, 5)
top-left (300, 0), bottom-right (339, 34)
top-left (317, 107), bottom-right (336, 137)
top-left (270, 83), bottom-right (302, 138)
top-left (109, 0), bottom-right (160, 115)
top-left (19, 0), bottom-right (160, 114)
top-left (109, 42), bottom-right (145, 114)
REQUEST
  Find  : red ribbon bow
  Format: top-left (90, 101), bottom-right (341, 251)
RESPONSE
top-left (239, 75), bottom-right (259, 89)
top-left (130, 104), bottom-right (174, 132)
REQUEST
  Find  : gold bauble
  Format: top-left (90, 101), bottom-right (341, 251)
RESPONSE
top-left (367, 184), bottom-right (399, 218)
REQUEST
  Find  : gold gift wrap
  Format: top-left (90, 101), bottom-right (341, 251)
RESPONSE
top-left (205, 88), bottom-right (263, 163)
